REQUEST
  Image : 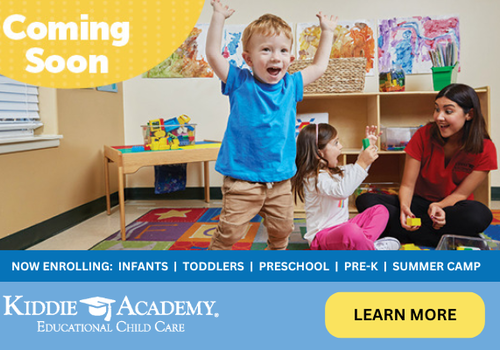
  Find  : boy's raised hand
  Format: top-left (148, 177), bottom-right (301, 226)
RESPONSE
top-left (365, 125), bottom-right (382, 146)
top-left (301, 12), bottom-right (337, 87)
top-left (207, 0), bottom-right (233, 83)
top-left (211, 0), bottom-right (235, 18)
top-left (316, 12), bottom-right (338, 33)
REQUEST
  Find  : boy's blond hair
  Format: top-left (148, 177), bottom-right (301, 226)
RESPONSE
top-left (242, 14), bottom-right (293, 52)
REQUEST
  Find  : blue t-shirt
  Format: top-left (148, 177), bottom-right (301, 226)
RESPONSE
top-left (215, 64), bottom-right (303, 182)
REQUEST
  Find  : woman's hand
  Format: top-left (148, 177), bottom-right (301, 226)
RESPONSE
top-left (428, 203), bottom-right (446, 230)
top-left (400, 204), bottom-right (420, 231)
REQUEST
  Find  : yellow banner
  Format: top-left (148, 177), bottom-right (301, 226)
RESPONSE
top-left (0, 0), bottom-right (204, 88)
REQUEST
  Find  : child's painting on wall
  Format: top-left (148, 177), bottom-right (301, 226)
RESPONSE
top-left (143, 24), bottom-right (213, 78)
top-left (295, 113), bottom-right (329, 138)
top-left (142, 24), bottom-right (248, 78)
top-left (221, 25), bottom-right (248, 70)
top-left (296, 20), bottom-right (375, 75)
top-left (378, 15), bottom-right (460, 74)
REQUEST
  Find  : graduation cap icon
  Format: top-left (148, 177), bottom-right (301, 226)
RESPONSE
top-left (79, 297), bottom-right (116, 321)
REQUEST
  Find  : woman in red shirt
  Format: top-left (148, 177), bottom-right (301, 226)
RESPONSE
top-left (356, 84), bottom-right (498, 247)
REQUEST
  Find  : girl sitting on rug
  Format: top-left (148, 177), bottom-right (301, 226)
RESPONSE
top-left (292, 123), bottom-right (400, 250)
top-left (356, 83), bottom-right (498, 248)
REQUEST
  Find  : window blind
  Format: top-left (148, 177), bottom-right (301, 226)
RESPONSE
top-left (0, 75), bottom-right (42, 139)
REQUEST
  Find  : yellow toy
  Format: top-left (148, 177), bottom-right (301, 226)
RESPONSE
top-left (406, 217), bottom-right (421, 226)
top-left (145, 115), bottom-right (194, 151)
top-left (177, 114), bottom-right (191, 124)
top-left (149, 118), bottom-right (164, 132)
top-left (154, 130), bottom-right (166, 138)
top-left (170, 138), bottom-right (180, 149)
top-left (158, 138), bottom-right (169, 150)
top-left (150, 140), bottom-right (160, 151)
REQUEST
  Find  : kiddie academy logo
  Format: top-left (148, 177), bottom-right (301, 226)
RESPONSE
top-left (2, 295), bottom-right (218, 333)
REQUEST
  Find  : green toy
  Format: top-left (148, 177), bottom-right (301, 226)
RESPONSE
top-left (362, 138), bottom-right (371, 149)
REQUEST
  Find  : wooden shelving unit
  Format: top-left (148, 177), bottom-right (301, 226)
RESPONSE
top-left (295, 87), bottom-right (491, 212)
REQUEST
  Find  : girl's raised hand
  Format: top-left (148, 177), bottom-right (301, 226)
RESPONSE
top-left (365, 125), bottom-right (382, 146)
top-left (211, 0), bottom-right (235, 18)
top-left (356, 145), bottom-right (378, 169)
top-left (316, 12), bottom-right (338, 33)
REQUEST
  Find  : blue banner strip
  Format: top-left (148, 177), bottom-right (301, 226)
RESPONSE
top-left (1, 251), bottom-right (498, 282)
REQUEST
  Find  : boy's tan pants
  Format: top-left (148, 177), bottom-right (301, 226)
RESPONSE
top-left (208, 176), bottom-right (294, 250)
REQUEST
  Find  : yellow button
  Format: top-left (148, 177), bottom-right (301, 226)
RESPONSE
top-left (325, 292), bottom-right (484, 338)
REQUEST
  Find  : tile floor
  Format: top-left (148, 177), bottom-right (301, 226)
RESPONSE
top-left (28, 199), bottom-right (500, 250)
top-left (28, 199), bottom-right (223, 250)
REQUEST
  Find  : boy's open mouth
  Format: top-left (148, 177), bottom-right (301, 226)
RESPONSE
top-left (267, 67), bottom-right (281, 76)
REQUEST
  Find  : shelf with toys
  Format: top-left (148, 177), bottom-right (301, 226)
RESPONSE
top-left (294, 87), bottom-right (491, 213)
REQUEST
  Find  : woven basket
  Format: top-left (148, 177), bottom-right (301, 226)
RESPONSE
top-left (288, 57), bottom-right (366, 94)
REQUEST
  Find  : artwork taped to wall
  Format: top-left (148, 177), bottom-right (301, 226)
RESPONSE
top-left (378, 15), bottom-right (460, 74)
top-left (222, 24), bottom-right (249, 70)
top-left (296, 20), bottom-right (375, 75)
top-left (295, 113), bottom-right (329, 138)
top-left (142, 24), bottom-right (249, 78)
top-left (142, 24), bottom-right (214, 78)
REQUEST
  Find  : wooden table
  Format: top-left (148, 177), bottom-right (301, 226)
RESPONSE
top-left (104, 143), bottom-right (220, 240)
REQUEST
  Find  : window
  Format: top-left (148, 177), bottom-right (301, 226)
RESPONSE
top-left (0, 75), bottom-right (42, 139)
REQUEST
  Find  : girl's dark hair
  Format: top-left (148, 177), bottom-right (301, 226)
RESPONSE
top-left (292, 123), bottom-right (343, 204)
top-left (430, 83), bottom-right (490, 153)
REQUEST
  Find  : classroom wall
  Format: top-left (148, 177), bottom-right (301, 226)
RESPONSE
top-left (123, 0), bottom-right (500, 189)
top-left (0, 86), bottom-right (124, 240)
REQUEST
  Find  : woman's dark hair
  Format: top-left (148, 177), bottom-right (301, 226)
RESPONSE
top-left (431, 83), bottom-right (490, 153)
top-left (292, 123), bottom-right (343, 204)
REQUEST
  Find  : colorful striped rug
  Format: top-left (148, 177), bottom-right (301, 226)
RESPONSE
top-left (90, 208), bottom-right (500, 251)
top-left (90, 207), bottom-right (309, 250)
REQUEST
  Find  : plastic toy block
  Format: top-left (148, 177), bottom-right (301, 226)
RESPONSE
top-left (154, 130), bottom-right (166, 138)
top-left (387, 146), bottom-right (405, 151)
top-left (163, 117), bottom-right (180, 133)
top-left (144, 145), bottom-right (151, 151)
top-left (362, 138), bottom-right (370, 149)
top-left (401, 243), bottom-right (422, 250)
top-left (406, 217), bottom-right (421, 226)
top-left (148, 118), bottom-right (164, 132)
top-left (131, 146), bottom-right (145, 152)
top-left (177, 114), bottom-right (191, 124)
top-left (457, 246), bottom-right (481, 251)
top-left (150, 141), bottom-right (160, 151)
